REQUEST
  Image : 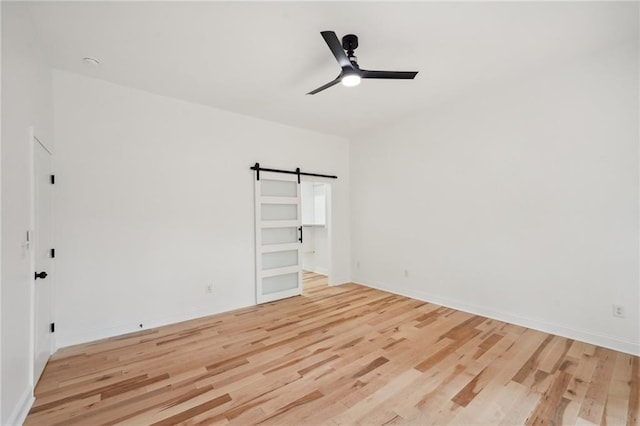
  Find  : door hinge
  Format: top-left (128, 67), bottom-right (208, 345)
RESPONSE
top-left (50, 174), bottom-right (55, 184)
top-left (50, 323), bottom-right (55, 333)
top-left (50, 248), bottom-right (55, 258)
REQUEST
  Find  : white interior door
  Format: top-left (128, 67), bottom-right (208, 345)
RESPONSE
top-left (255, 172), bottom-right (303, 303)
top-left (33, 138), bottom-right (54, 385)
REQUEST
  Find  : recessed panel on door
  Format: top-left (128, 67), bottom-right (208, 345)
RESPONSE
top-left (261, 179), bottom-right (297, 197)
top-left (262, 227), bottom-right (298, 245)
top-left (261, 204), bottom-right (298, 221)
top-left (262, 250), bottom-right (298, 270)
top-left (263, 272), bottom-right (299, 295)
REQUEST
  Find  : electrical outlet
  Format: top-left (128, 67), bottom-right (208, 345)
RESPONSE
top-left (404, 269), bottom-right (409, 278)
top-left (206, 284), bottom-right (213, 294)
top-left (356, 261), bottom-right (360, 269)
top-left (612, 304), bottom-right (625, 318)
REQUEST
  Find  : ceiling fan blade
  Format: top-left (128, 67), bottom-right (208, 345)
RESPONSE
top-left (307, 75), bottom-right (342, 95)
top-left (361, 70), bottom-right (418, 79)
top-left (321, 31), bottom-right (354, 70)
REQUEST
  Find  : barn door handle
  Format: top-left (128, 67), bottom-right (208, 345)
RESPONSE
top-left (298, 226), bottom-right (303, 243)
top-left (35, 271), bottom-right (48, 280)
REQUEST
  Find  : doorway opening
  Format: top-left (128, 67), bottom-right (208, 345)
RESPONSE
top-left (300, 181), bottom-right (331, 294)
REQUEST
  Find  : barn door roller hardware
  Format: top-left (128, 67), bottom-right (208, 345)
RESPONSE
top-left (250, 163), bottom-right (338, 182)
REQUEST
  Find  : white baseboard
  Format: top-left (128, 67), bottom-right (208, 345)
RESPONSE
top-left (57, 302), bottom-right (254, 349)
top-left (329, 277), bottom-right (351, 286)
top-left (55, 275), bottom-right (357, 348)
top-left (354, 277), bottom-right (640, 356)
top-left (6, 386), bottom-right (34, 426)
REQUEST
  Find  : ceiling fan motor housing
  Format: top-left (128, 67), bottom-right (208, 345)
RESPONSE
top-left (342, 34), bottom-right (358, 53)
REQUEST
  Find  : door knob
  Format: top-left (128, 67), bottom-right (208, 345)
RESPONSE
top-left (34, 271), bottom-right (48, 280)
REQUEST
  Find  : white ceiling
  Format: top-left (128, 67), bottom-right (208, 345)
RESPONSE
top-left (27, 1), bottom-right (638, 138)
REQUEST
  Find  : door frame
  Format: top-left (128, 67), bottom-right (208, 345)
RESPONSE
top-left (29, 127), bottom-right (55, 387)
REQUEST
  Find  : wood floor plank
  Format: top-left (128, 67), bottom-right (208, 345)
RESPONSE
top-left (605, 352), bottom-right (635, 426)
top-left (25, 272), bottom-right (639, 425)
top-left (578, 347), bottom-right (618, 424)
top-left (629, 356), bottom-right (640, 425)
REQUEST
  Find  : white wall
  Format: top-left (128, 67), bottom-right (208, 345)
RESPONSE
top-left (52, 70), bottom-right (350, 348)
top-left (351, 42), bottom-right (639, 355)
top-left (1, 3), bottom-right (54, 424)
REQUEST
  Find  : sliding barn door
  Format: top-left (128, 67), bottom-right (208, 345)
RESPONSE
top-left (255, 172), bottom-right (303, 303)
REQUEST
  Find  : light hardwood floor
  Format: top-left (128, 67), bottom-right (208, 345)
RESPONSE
top-left (26, 272), bottom-right (639, 425)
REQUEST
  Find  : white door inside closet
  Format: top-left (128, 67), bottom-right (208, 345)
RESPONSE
top-left (254, 171), bottom-right (302, 303)
top-left (33, 136), bottom-right (54, 385)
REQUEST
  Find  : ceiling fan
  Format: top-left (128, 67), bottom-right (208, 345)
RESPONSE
top-left (307, 31), bottom-right (418, 95)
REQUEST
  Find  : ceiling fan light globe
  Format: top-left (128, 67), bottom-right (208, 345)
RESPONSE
top-left (341, 74), bottom-right (361, 87)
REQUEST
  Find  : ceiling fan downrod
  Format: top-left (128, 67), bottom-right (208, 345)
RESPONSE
top-left (342, 34), bottom-right (359, 64)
